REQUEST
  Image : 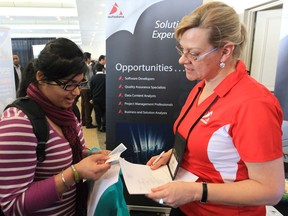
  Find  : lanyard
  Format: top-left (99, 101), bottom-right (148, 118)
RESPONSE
top-left (168, 88), bottom-right (219, 180)
top-left (175, 87), bottom-right (219, 142)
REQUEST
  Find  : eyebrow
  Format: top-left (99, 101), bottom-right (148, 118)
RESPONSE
top-left (181, 45), bottom-right (202, 52)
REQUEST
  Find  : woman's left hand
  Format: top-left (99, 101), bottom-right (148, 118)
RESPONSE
top-left (146, 181), bottom-right (199, 208)
top-left (92, 149), bottom-right (111, 156)
top-left (146, 149), bottom-right (172, 170)
top-left (76, 152), bottom-right (111, 181)
top-left (83, 148), bottom-right (111, 158)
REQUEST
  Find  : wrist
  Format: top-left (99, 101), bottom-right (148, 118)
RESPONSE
top-left (59, 168), bottom-right (76, 191)
top-left (87, 147), bottom-right (101, 157)
top-left (200, 182), bottom-right (208, 204)
top-left (61, 171), bottom-right (70, 189)
top-left (71, 164), bottom-right (80, 183)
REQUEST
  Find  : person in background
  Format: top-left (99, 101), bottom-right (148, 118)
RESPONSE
top-left (17, 59), bottom-right (36, 98)
top-left (0, 38), bottom-right (111, 215)
top-left (13, 54), bottom-right (24, 92)
top-left (80, 52), bottom-right (97, 129)
top-left (93, 55), bottom-right (106, 74)
top-left (90, 63), bottom-right (106, 132)
top-left (90, 59), bottom-right (96, 74)
top-left (146, 2), bottom-right (284, 216)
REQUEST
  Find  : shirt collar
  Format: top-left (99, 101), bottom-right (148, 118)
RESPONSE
top-left (193, 61), bottom-right (248, 101)
top-left (213, 60), bottom-right (248, 98)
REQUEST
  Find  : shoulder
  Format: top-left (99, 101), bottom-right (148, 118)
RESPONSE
top-left (1, 106), bottom-right (30, 121)
top-left (0, 107), bottom-right (32, 131)
top-left (91, 74), bottom-right (97, 80)
top-left (0, 107), bottom-right (35, 144)
top-left (236, 76), bottom-right (281, 111)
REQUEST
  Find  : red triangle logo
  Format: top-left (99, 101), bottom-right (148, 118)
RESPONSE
top-left (109, 3), bottom-right (123, 16)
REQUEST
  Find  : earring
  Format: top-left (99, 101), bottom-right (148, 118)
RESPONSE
top-left (219, 61), bottom-right (225, 68)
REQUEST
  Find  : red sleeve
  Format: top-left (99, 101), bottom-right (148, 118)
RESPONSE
top-left (231, 97), bottom-right (283, 162)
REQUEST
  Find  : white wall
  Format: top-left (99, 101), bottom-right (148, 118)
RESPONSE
top-left (204, 0), bottom-right (272, 15)
top-left (80, 0), bottom-right (273, 60)
top-left (79, 43), bottom-right (106, 62)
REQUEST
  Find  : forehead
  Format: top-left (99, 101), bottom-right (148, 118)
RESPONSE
top-left (13, 55), bottom-right (19, 59)
top-left (180, 28), bottom-right (211, 48)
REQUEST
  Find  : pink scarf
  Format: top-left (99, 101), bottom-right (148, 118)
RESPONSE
top-left (26, 83), bottom-right (82, 163)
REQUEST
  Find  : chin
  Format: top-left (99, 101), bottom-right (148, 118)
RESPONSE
top-left (186, 74), bottom-right (198, 81)
top-left (60, 103), bottom-right (72, 110)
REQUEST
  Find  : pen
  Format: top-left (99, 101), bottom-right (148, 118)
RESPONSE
top-left (152, 151), bottom-right (165, 165)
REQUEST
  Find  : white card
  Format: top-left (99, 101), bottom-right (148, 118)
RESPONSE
top-left (105, 143), bottom-right (127, 163)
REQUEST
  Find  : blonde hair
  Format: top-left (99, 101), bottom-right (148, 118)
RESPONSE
top-left (175, 1), bottom-right (246, 58)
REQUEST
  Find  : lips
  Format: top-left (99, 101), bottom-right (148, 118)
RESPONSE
top-left (66, 98), bottom-right (75, 104)
top-left (184, 67), bottom-right (193, 72)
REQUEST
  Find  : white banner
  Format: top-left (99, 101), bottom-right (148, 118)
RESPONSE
top-left (0, 27), bottom-right (16, 113)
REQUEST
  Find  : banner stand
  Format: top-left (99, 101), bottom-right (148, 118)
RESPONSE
top-left (0, 27), bottom-right (16, 113)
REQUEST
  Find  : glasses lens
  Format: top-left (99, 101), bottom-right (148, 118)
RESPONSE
top-left (53, 80), bottom-right (65, 88)
top-left (62, 81), bottom-right (88, 91)
top-left (79, 81), bottom-right (88, 88)
top-left (64, 84), bottom-right (76, 91)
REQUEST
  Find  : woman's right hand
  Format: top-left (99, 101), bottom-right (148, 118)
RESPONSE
top-left (75, 152), bottom-right (111, 181)
top-left (146, 149), bottom-right (172, 170)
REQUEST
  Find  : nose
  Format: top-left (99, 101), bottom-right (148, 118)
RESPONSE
top-left (71, 86), bottom-right (81, 96)
top-left (178, 54), bottom-right (188, 64)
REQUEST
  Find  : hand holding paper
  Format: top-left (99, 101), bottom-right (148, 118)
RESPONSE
top-left (106, 143), bottom-right (127, 163)
top-left (104, 144), bottom-right (198, 195)
top-left (119, 158), bottom-right (198, 194)
top-left (152, 151), bottom-right (165, 166)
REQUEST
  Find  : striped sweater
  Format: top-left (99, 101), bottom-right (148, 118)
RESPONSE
top-left (0, 107), bottom-right (85, 215)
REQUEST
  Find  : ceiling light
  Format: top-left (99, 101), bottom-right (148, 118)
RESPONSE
top-left (0, 7), bottom-right (77, 17)
top-left (5, 24), bottom-right (79, 30)
top-left (11, 32), bottom-right (81, 38)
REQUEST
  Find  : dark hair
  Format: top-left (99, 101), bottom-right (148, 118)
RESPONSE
top-left (95, 63), bottom-right (104, 72)
top-left (98, 55), bottom-right (105, 62)
top-left (17, 59), bottom-right (37, 97)
top-left (83, 52), bottom-right (91, 61)
top-left (35, 38), bottom-right (87, 81)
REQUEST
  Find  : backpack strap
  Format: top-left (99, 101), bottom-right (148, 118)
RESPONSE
top-left (5, 97), bottom-right (49, 162)
top-left (72, 101), bottom-right (81, 122)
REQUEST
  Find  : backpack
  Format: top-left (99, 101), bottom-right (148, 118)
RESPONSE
top-left (4, 97), bottom-right (81, 162)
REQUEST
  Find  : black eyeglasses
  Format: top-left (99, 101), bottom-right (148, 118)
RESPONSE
top-left (44, 80), bottom-right (88, 91)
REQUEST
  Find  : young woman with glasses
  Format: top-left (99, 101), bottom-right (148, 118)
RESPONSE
top-left (0, 38), bottom-right (111, 215)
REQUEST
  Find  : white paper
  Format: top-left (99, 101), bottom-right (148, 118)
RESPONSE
top-left (87, 143), bottom-right (127, 215)
top-left (266, 206), bottom-right (283, 216)
top-left (87, 164), bottom-right (121, 216)
top-left (119, 158), bottom-right (198, 194)
top-left (106, 143), bottom-right (127, 163)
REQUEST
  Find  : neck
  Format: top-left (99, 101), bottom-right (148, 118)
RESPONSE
top-left (205, 59), bottom-right (237, 91)
top-left (199, 59), bottom-right (238, 104)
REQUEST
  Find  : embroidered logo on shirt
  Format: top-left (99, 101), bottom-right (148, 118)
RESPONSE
top-left (201, 111), bottom-right (213, 124)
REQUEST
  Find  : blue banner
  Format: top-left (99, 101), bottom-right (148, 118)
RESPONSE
top-left (274, 1), bottom-right (288, 120)
top-left (106, 0), bottom-right (202, 164)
